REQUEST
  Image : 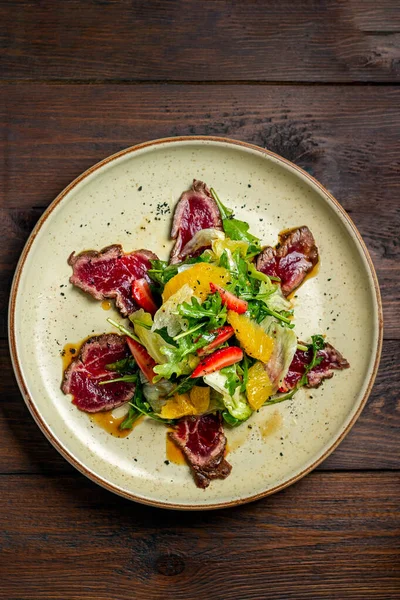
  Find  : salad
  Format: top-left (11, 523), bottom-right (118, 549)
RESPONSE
top-left (62, 180), bottom-right (349, 488)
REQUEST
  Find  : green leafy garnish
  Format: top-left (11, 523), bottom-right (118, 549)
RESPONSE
top-left (105, 356), bottom-right (136, 374)
top-left (220, 364), bottom-right (241, 396)
top-left (210, 187), bottom-right (234, 220)
top-left (119, 384), bottom-right (142, 430)
top-left (107, 318), bottom-right (141, 343)
top-left (177, 294), bottom-right (227, 330)
top-left (265, 335), bottom-right (325, 404)
top-left (99, 374), bottom-right (138, 386)
top-left (222, 218), bottom-right (261, 249)
top-left (165, 375), bottom-right (201, 398)
top-left (125, 381), bottom-right (176, 425)
top-left (147, 260), bottom-right (179, 287)
top-left (222, 410), bottom-right (243, 427)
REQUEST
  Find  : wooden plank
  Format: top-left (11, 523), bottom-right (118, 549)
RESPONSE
top-left (1, 338), bottom-right (398, 474)
top-left (1, 472), bottom-right (399, 599)
top-left (1, 84), bottom-right (399, 336)
top-left (1, 0), bottom-right (400, 82)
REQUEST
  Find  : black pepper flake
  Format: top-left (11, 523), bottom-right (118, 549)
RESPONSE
top-left (60, 292), bottom-right (65, 296)
top-left (138, 185), bottom-right (142, 191)
top-left (248, 184), bottom-right (252, 188)
top-left (107, 222), bottom-right (110, 226)
top-left (164, 460), bottom-right (170, 465)
top-left (248, 425), bottom-right (252, 429)
top-left (280, 452), bottom-right (283, 457)
top-left (134, 458), bottom-right (137, 462)
top-left (70, 348), bottom-right (76, 354)
top-left (327, 278), bottom-right (331, 281)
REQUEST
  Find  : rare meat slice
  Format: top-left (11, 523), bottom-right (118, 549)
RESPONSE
top-left (170, 179), bottom-right (223, 264)
top-left (62, 334), bottom-right (135, 413)
top-left (169, 413), bottom-right (232, 488)
top-left (68, 245), bottom-right (158, 316)
top-left (256, 226), bottom-right (319, 296)
top-left (280, 342), bottom-right (350, 393)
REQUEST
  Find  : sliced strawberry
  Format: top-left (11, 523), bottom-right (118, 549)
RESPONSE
top-left (132, 278), bottom-right (158, 316)
top-left (197, 325), bottom-right (235, 357)
top-left (126, 337), bottom-right (157, 382)
top-left (191, 346), bottom-right (243, 378)
top-left (209, 282), bottom-right (248, 314)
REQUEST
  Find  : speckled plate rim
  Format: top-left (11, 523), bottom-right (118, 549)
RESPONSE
top-left (9, 136), bottom-right (383, 510)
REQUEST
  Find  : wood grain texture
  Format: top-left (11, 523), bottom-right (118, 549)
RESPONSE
top-left (1, 338), bottom-right (398, 474)
top-left (1, 473), bottom-right (399, 599)
top-left (1, 84), bottom-right (399, 337)
top-left (1, 0), bottom-right (400, 82)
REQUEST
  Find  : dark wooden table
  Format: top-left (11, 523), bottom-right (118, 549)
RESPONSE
top-left (1, 2), bottom-right (399, 599)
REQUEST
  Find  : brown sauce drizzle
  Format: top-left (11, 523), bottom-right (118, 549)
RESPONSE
top-left (259, 411), bottom-right (282, 439)
top-left (166, 435), bottom-right (186, 465)
top-left (101, 300), bottom-right (112, 311)
top-left (90, 412), bottom-right (143, 438)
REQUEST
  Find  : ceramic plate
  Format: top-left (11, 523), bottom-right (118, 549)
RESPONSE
top-left (9, 137), bottom-right (382, 509)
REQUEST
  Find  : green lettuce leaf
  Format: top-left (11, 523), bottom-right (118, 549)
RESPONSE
top-left (130, 309), bottom-right (175, 364)
top-left (204, 371), bottom-right (253, 421)
top-left (259, 316), bottom-right (298, 388)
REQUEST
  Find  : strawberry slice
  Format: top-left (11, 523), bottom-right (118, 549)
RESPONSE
top-left (197, 325), bottom-right (235, 357)
top-left (132, 278), bottom-right (158, 316)
top-left (126, 337), bottom-right (157, 382)
top-left (191, 346), bottom-right (243, 378)
top-left (209, 283), bottom-right (248, 314)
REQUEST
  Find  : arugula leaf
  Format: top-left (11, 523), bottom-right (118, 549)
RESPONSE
top-left (119, 384), bottom-right (142, 430)
top-left (127, 380), bottom-right (176, 425)
top-left (220, 364), bottom-right (241, 396)
top-left (238, 353), bottom-right (251, 393)
top-left (165, 375), bottom-right (201, 398)
top-left (147, 260), bottom-right (179, 287)
top-left (99, 374), bottom-right (138, 386)
top-left (297, 335), bottom-right (325, 386)
top-left (105, 356), bottom-right (137, 374)
top-left (264, 334), bottom-right (326, 405)
top-left (223, 218), bottom-right (261, 248)
top-left (177, 294), bottom-right (227, 329)
top-left (210, 188), bottom-right (234, 220)
top-left (153, 326), bottom-right (177, 346)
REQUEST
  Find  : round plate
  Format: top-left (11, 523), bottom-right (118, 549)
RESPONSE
top-left (9, 137), bottom-right (382, 509)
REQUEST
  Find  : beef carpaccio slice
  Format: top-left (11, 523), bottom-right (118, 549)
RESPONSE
top-left (280, 342), bottom-right (350, 393)
top-left (169, 413), bottom-right (232, 488)
top-left (170, 179), bottom-right (223, 264)
top-left (256, 226), bottom-right (319, 296)
top-left (62, 334), bottom-right (135, 413)
top-left (68, 245), bottom-right (158, 316)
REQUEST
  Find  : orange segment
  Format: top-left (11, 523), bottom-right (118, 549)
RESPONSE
top-left (162, 263), bottom-right (231, 302)
top-left (189, 386), bottom-right (210, 414)
top-left (159, 387), bottom-right (210, 419)
top-left (160, 393), bottom-right (193, 419)
top-left (227, 311), bottom-right (274, 363)
top-left (246, 361), bottom-right (275, 410)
